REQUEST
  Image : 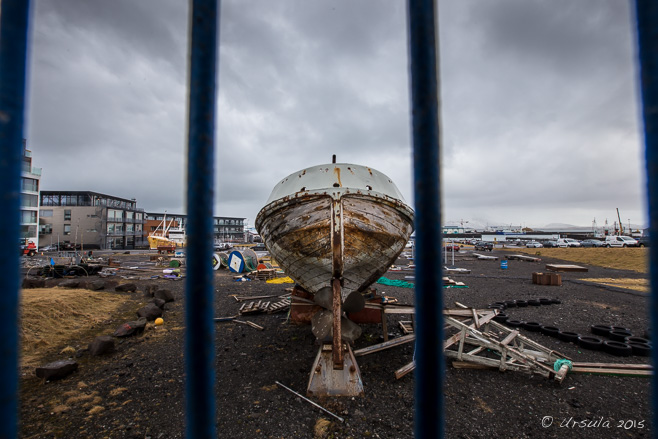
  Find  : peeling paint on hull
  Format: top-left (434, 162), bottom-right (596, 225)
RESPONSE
top-left (255, 163), bottom-right (414, 301)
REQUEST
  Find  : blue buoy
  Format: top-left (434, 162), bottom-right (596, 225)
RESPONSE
top-left (501, 260), bottom-right (508, 270)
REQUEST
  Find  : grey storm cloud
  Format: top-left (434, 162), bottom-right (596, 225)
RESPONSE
top-left (25, 0), bottom-right (645, 230)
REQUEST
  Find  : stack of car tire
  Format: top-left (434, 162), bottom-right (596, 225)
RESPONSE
top-left (488, 301), bottom-right (651, 357)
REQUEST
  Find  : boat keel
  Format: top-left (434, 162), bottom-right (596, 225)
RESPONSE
top-left (307, 343), bottom-right (364, 397)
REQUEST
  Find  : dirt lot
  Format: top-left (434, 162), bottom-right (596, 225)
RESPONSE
top-left (19, 248), bottom-right (652, 438)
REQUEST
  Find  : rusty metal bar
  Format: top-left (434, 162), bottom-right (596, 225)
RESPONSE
top-left (407, 0), bottom-right (444, 437)
top-left (633, 1), bottom-right (658, 436)
top-left (331, 197), bottom-right (344, 368)
top-left (332, 278), bottom-right (344, 368)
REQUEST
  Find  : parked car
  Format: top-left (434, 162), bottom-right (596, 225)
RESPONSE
top-left (39, 244), bottom-right (58, 252)
top-left (474, 241), bottom-right (494, 251)
top-left (637, 235), bottom-right (649, 247)
top-left (525, 241), bottom-right (543, 248)
top-left (604, 235), bottom-right (638, 247)
top-left (557, 238), bottom-right (582, 248)
top-left (581, 239), bottom-right (604, 248)
top-left (543, 240), bottom-right (559, 248)
top-left (444, 244), bottom-right (460, 252)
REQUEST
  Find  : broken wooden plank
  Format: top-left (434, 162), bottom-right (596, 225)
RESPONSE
top-left (545, 264), bottom-right (588, 272)
top-left (234, 320), bottom-right (265, 331)
top-left (506, 254), bottom-right (541, 262)
top-left (354, 334), bottom-right (415, 357)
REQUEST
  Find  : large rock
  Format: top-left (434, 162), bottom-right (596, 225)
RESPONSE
top-left (87, 280), bottom-right (105, 291)
top-left (151, 298), bottom-right (166, 309)
top-left (88, 335), bottom-right (115, 356)
top-left (154, 289), bottom-right (174, 303)
top-left (35, 360), bottom-right (78, 381)
top-left (137, 303), bottom-right (163, 321)
top-left (143, 284), bottom-right (158, 297)
top-left (22, 278), bottom-right (46, 289)
top-left (60, 279), bottom-right (80, 289)
top-left (113, 317), bottom-right (147, 337)
top-left (115, 283), bottom-right (137, 293)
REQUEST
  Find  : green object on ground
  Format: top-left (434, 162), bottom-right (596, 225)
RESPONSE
top-left (377, 277), bottom-right (415, 288)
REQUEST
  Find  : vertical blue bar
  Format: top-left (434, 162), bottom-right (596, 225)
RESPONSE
top-left (0, 1), bottom-right (31, 438)
top-left (634, 2), bottom-right (658, 438)
top-left (407, 1), bottom-right (444, 438)
top-left (184, 0), bottom-right (219, 437)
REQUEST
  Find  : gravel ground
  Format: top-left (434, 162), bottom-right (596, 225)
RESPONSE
top-left (19, 248), bottom-right (652, 438)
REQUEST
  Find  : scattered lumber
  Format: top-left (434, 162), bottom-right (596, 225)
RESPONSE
top-left (444, 267), bottom-right (471, 274)
top-left (532, 272), bottom-right (562, 286)
top-left (546, 264), bottom-right (588, 272)
top-left (472, 253), bottom-right (498, 261)
top-left (506, 254), bottom-right (541, 262)
top-left (234, 320), bottom-right (264, 331)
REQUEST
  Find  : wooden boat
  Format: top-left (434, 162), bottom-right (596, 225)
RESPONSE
top-left (256, 161), bottom-right (414, 302)
top-left (256, 160), bottom-right (414, 396)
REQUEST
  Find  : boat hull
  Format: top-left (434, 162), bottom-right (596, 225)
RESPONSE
top-left (256, 191), bottom-right (413, 299)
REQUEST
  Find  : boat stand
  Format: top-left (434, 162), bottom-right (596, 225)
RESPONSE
top-left (307, 343), bottom-right (364, 397)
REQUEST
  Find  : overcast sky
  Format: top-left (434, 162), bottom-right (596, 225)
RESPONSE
top-left (25, 0), bottom-right (646, 231)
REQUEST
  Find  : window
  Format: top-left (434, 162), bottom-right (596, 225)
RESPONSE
top-left (21, 194), bottom-right (38, 208)
top-left (41, 209), bottom-right (53, 217)
top-left (64, 210), bottom-right (71, 221)
top-left (40, 224), bottom-right (52, 234)
top-left (20, 210), bottom-right (37, 224)
top-left (21, 178), bottom-right (38, 192)
top-left (63, 224), bottom-right (71, 235)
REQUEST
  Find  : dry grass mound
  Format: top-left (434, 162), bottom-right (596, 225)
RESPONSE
top-left (21, 288), bottom-right (129, 369)
top-left (513, 247), bottom-right (648, 273)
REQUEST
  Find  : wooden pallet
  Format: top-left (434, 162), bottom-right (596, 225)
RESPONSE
top-left (239, 300), bottom-right (269, 315)
top-left (254, 269), bottom-right (278, 280)
top-left (399, 320), bottom-right (414, 335)
top-left (267, 298), bottom-right (291, 314)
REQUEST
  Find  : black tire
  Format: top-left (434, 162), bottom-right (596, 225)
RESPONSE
top-left (627, 342), bottom-right (651, 356)
top-left (610, 326), bottom-right (630, 333)
top-left (516, 300), bottom-right (528, 308)
top-left (527, 299), bottom-right (541, 307)
top-left (625, 336), bottom-right (650, 345)
top-left (558, 331), bottom-right (580, 343)
top-left (538, 298), bottom-right (553, 305)
top-left (488, 304), bottom-right (505, 311)
top-left (578, 336), bottom-right (603, 350)
top-left (591, 325), bottom-right (612, 336)
top-left (540, 325), bottom-right (560, 337)
top-left (492, 302), bottom-right (507, 309)
top-left (494, 313), bottom-right (509, 323)
top-left (606, 244), bottom-right (611, 248)
top-left (603, 340), bottom-right (633, 357)
top-left (506, 320), bottom-right (524, 328)
top-left (505, 300), bottom-right (517, 308)
top-left (551, 298), bottom-right (562, 304)
top-left (608, 330), bottom-right (633, 341)
top-left (523, 321), bottom-right (541, 332)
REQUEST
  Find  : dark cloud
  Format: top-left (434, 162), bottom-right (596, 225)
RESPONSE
top-left (24, 0), bottom-right (645, 228)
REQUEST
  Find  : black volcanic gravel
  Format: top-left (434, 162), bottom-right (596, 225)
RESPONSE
top-left (19, 248), bottom-right (652, 438)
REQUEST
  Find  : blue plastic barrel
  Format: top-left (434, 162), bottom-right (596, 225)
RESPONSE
top-left (501, 260), bottom-right (508, 270)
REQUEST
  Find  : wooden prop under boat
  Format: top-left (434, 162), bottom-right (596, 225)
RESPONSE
top-left (255, 160), bottom-right (414, 396)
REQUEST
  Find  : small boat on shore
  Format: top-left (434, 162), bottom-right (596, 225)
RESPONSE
top-left (256, 159), bottom-right (414, 396)
top-left (256, 160), bottom-right (414, 305)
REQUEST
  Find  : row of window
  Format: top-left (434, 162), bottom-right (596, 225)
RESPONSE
top-left (41, 194), bottom-right (139, 210)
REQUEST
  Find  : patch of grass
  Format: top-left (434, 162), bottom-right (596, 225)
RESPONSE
top-left (512, 247), bottom-right (648, 273)
top-left (584, 278), bottom-right (649, 292)
top-left (20, 288), bottom-right (130, 369)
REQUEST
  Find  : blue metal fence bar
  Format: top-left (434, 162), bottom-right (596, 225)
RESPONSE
top-left (634, 2), bottom-right (658, 437)
top-left (184, 0), bottom-right (219, 437)
top-left (0, 1), bottom-right (32, 437)
top-left (407, 0), bottom-right (444, 437)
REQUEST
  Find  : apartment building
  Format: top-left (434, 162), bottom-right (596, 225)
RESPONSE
top-left (20, 140), bottom-right (41, 246)
top-left (39, 191), bottom-right (146, 249)
top-left (144, 213), bottom-right (246, 244)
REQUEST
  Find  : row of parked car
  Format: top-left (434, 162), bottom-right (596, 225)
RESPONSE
top-left (525, 235), bottom-right (647, 248)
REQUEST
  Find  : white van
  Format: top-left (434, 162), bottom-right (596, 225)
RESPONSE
top-left (604, 235), bottom-right (638, 247)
